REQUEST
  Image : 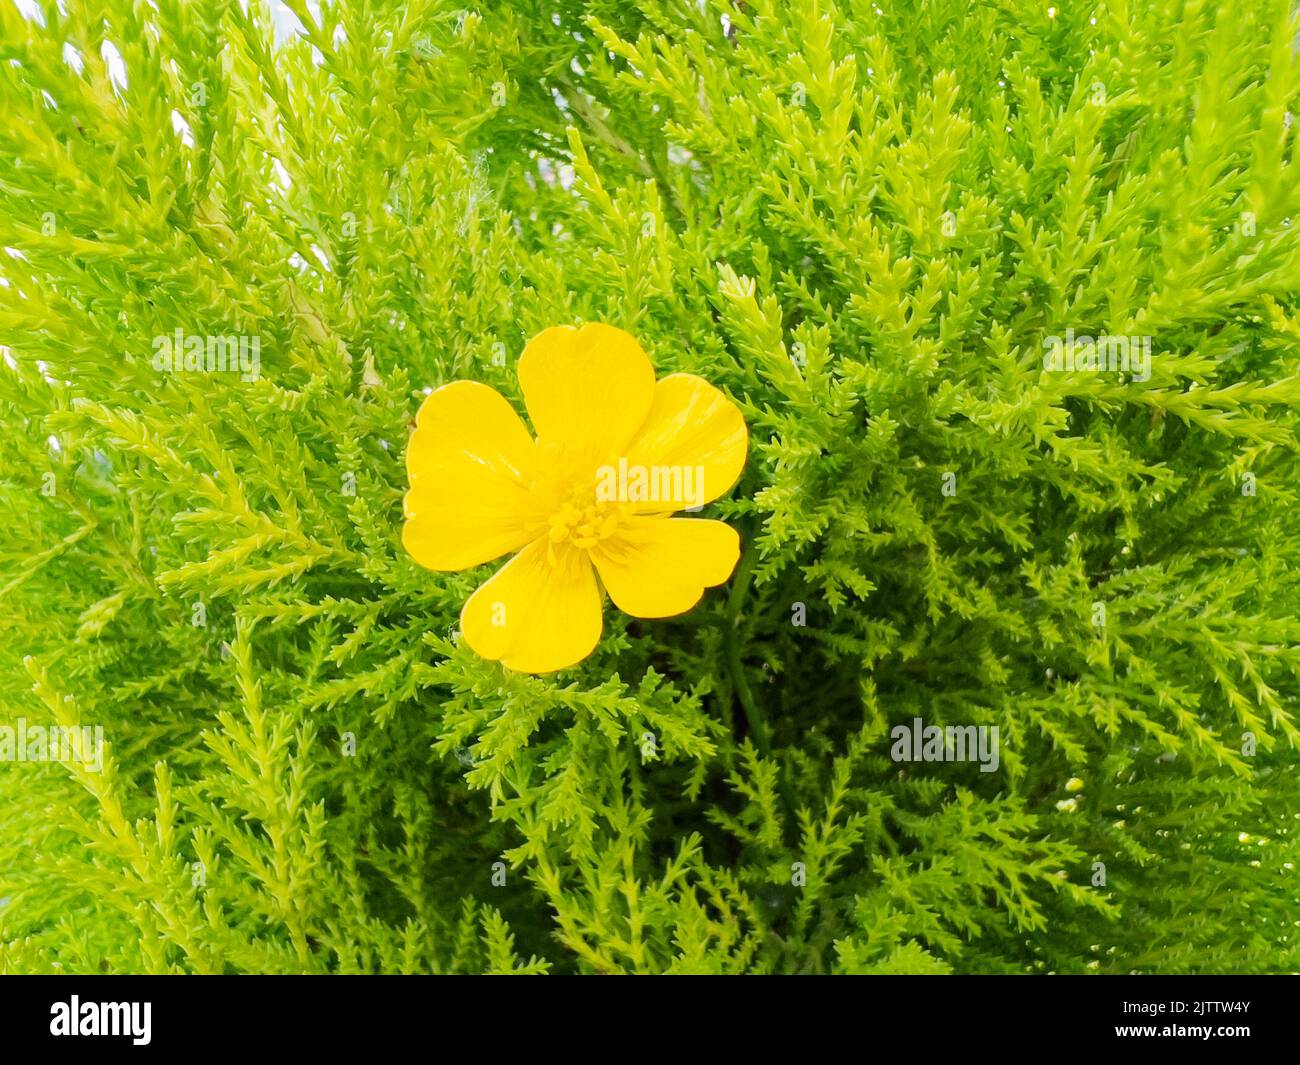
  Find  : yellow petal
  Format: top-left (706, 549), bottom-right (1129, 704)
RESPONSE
top-left (621, 373), bottom-right (747, 512)
top-left (403, 381), bottom-right (540, 571)
top-left (517, 323), bottom-right (656, 460)
top-left (461, 539), bottom-right (603, 672)
top-left (591, 517), bottom-right (740, 618)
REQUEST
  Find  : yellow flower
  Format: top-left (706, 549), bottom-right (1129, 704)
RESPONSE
top-left (403, 323), bottom-right (749, 673)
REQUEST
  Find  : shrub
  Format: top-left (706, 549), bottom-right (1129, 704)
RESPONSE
top-left (1, 0), bottom-right (1298, 974)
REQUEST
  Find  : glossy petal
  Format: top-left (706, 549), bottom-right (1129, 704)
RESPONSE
top-left (621, 373), bottom-right (747, 512)
top-left (403, 381), bottom-right (539, 571)
top-left (517, 323), bottom-right (656, 460)
top-left (461, 539), bottom-right (603, 673)
top-left (591, 517), bottom-right (740, 618)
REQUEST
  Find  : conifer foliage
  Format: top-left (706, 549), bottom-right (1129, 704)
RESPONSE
top-left (1, 0), bottom-right (1298, 974)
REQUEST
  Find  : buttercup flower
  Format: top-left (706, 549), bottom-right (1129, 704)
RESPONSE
top-left (403, 323), bottom-right (748, 673)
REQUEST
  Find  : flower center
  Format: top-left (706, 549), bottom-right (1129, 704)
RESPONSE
top-left (547, 496), bottom-right (621, 550)
top-left (528, 443), bottom-right (627, 561)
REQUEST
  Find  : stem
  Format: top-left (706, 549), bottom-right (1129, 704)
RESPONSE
top-left (557, 74), bottom-right (688, 222)
top-left (725, 538), bottom-right (771, 757)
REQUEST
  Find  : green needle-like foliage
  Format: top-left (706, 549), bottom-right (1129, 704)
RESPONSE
top-left (1, 0), bottom-right (1298, 974)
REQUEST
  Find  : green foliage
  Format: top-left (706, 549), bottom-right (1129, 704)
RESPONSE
top-left (2, 0), bottom-right (1299, 974)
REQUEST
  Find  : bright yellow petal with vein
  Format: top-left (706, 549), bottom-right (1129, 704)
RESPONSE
top-left (591, 517), bottom-right (740, 618)
top-left (403, 381), bottom-right (539, 571)
top-left (622, 373), bottom-right (747, 512)
top-left (517, 323), bottom-right (655, 459)
top-left (461, 539), bottom-right (603, 673)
